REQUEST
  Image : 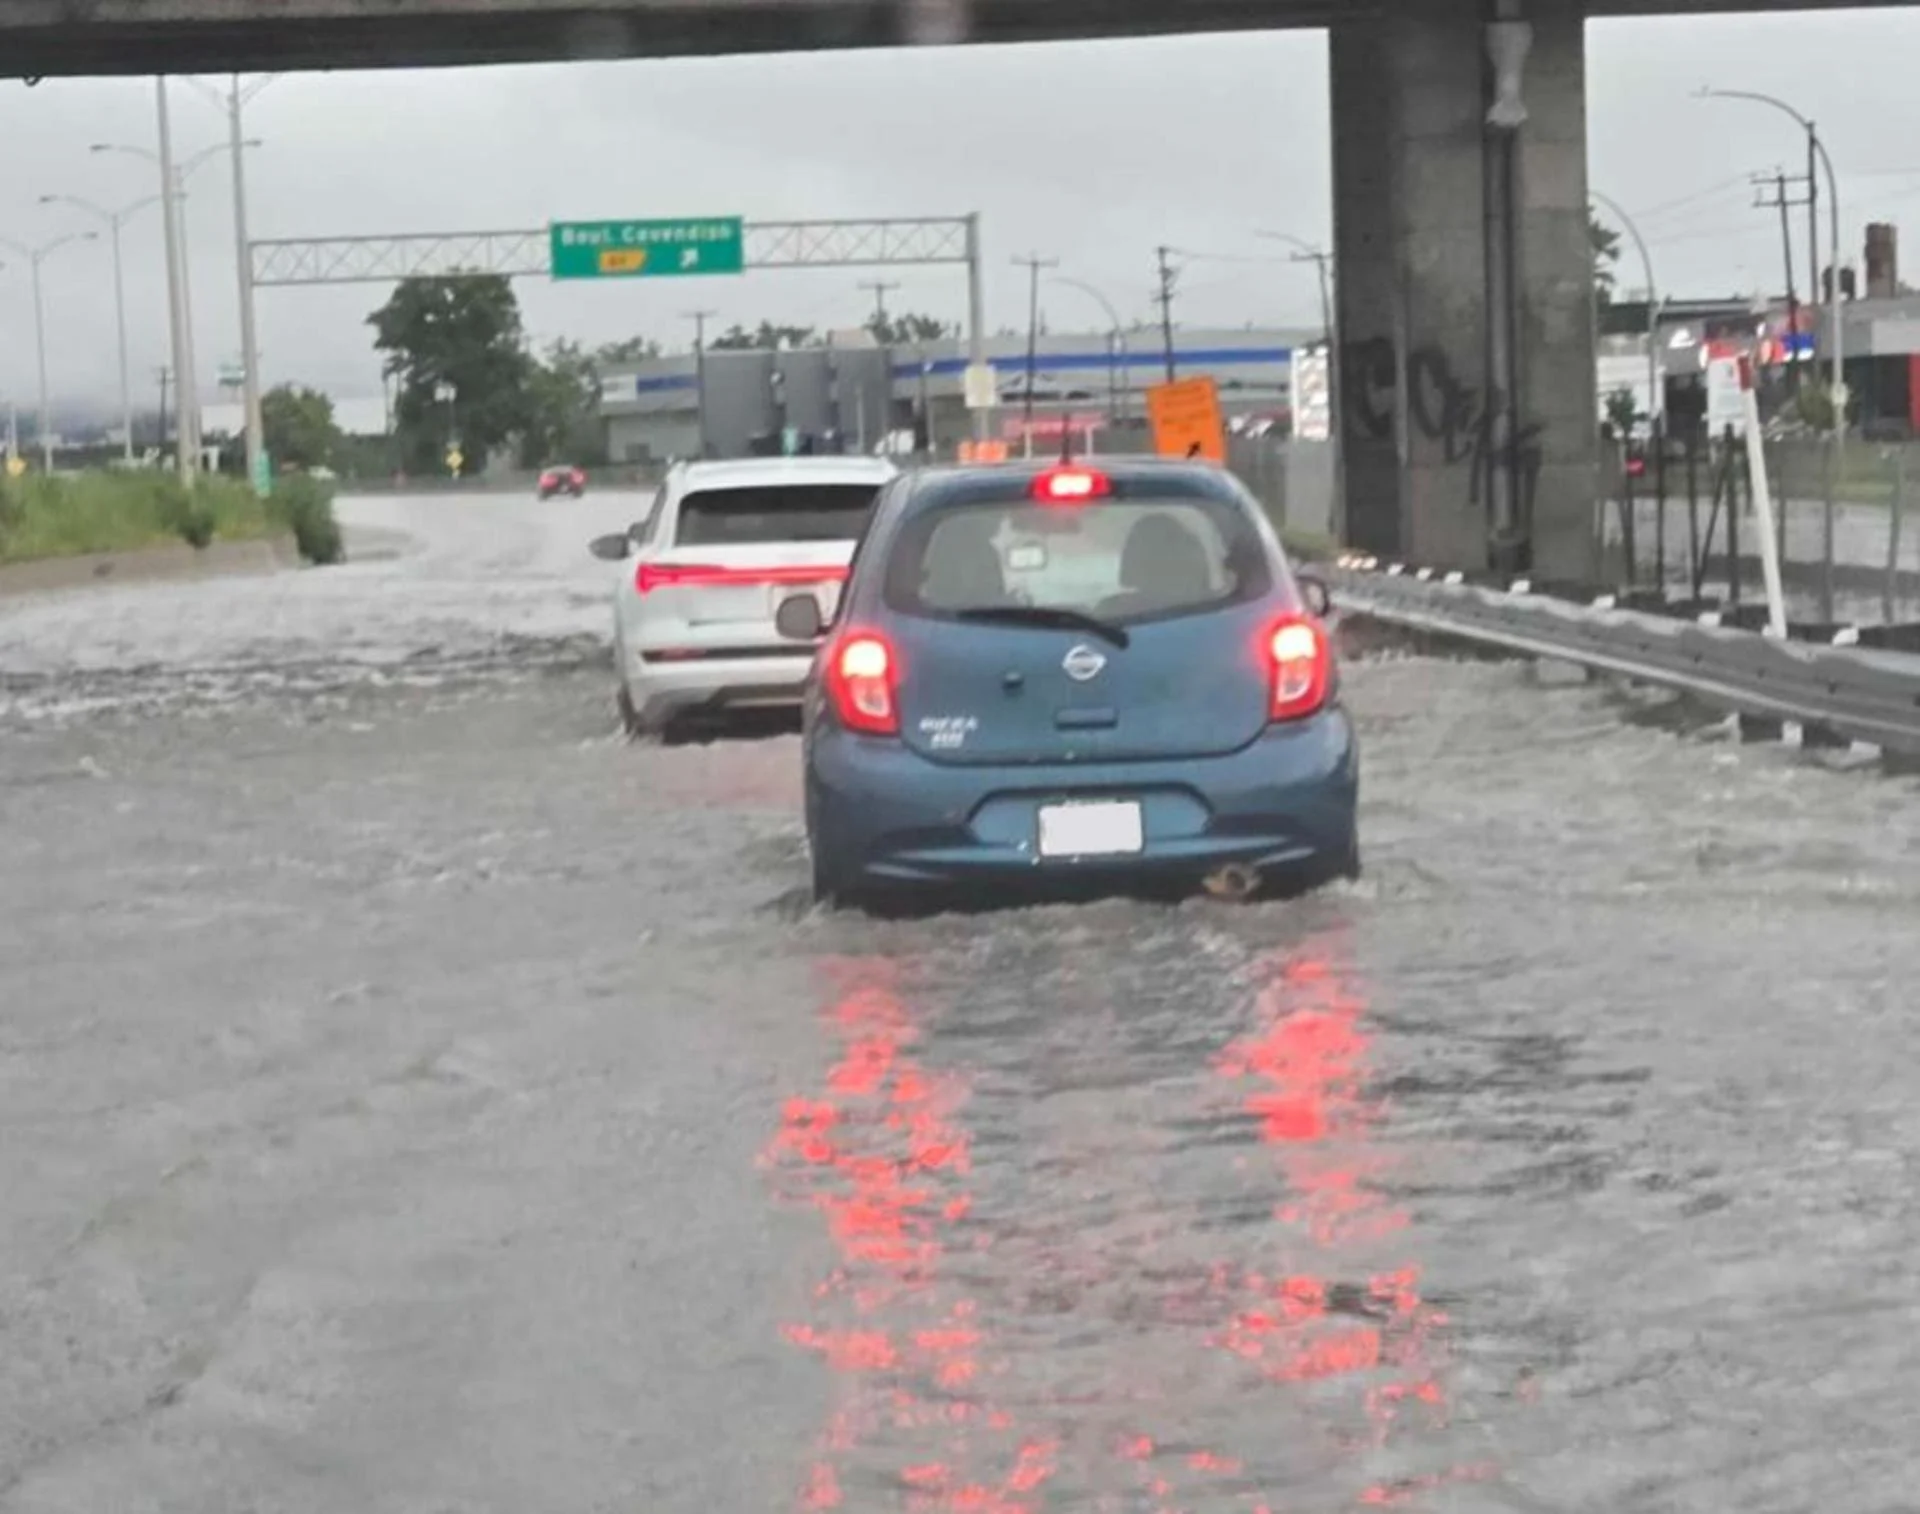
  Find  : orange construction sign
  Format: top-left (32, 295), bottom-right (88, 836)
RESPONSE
top-left (957, 438), bottom-right (1010, 463)
top-left (1145, 376), bottom-right (1226, 463)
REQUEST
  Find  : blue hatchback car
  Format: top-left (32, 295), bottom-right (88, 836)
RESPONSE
top-left (771, 459), bottom-right (1359, 910)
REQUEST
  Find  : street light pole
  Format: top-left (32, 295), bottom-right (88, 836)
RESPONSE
top-left (39, 194), bottom-right (158, 464)
top-left (230, 76), bottom-right (266, 492)
top-left (1698, 87), bottom-right (1844, 452)
top-left (188, 74), bottom-right (276, 494)
top-left (1012, 252), bottom-right (1058, 459)
top-left (1050, 274), bottom-right (1128, 426)
top-left (93, 126), bottom-right (260, 482)
top-left (158, 78), bottom-right (197, 478)
top-left (1589, 191), bottom-right (1661, 437)
top-left (2, 232), bottom-right (99, 474)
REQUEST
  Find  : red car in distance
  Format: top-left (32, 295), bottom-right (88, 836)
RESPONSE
top-left (538, 464), bottom-right (587, 500)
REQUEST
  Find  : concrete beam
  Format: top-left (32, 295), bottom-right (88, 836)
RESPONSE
top-left (2, 0), bottom-right (1377, 77)
top-left (2, 0), bottom-right (1910, 76)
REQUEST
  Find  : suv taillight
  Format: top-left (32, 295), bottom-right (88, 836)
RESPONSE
top-left (1267, 614), bottom-right (1330, 722)
top-left (823, 632), bottom-right (899, 735)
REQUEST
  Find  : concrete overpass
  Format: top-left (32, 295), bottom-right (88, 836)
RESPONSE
top-left (0, 0), bottom-right (1897, 75)
top-left (6, 0), bottom-right (1877, 578)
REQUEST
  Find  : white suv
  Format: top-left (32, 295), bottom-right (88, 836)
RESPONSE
top-left (589, 455), bottom-right (898, 737)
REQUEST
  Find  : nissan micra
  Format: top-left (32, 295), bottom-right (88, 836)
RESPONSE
top-left (771, 459), bottom-right (1359, 910)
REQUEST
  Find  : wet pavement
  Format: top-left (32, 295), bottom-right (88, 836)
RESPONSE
top-left (4, 492), bottom-right (1920, 1512)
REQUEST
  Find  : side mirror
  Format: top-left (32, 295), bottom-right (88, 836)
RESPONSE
top-left (774, 593), bottom-right (826, 642)
top-left (588, 533), bottom-right (630, 562)
top-left (1296, 570), bottom-right (1332, 619)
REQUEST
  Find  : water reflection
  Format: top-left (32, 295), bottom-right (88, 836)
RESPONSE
top-left (763, 933), bottom-right (1495, 1510)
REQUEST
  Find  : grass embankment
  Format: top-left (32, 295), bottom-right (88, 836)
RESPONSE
top-left (0, 471), bottom-right (342, 568)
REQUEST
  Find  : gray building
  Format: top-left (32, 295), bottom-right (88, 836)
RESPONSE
top-left (599, 326), bottom-right (1313, 463)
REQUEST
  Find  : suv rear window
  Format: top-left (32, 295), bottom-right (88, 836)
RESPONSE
top-left (883, 496), bottom-right (1272, 624)
top-left (673, 484), bottom-right (881, 546)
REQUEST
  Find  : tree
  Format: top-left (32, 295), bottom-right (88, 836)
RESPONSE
top-left (1591, 213), bottom-right (1622, 312)
top-left (1603, 385), bottom-right (1637, 438)
top-left (595, 335), bottom-right (662, 366)
top-left (708, 320), bottom-right (818, 351)
top-left (866, 310), bottom-right (956, 346)
top-left (520, 339), bottom-right (607, 468)
top-left (368, 272), bottom-right (530, 475)
top-left (260, 384), bottom-right (341, 470)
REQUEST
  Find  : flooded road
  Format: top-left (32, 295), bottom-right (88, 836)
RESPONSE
top-left (4, 492), bottom-right (1919, 1512)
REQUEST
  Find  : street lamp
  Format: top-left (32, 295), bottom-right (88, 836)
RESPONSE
top-left (1696, 86), bottom-right (1844, 447)
top-left (1589, 190), bottom-right (1661, 438)
top-left (1050, 274), bottom-right (1129, 426)
top-left (1, 231), bottom-right (101, 474)
top-left (186, 75), bottom-right (278, 494)
top-left (92, 131), bottom-right (261, 479)
top-left (39, 193), bottom-right (159, 463)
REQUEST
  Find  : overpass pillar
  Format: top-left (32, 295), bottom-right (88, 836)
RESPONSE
top-left (1330, 0), bottom-right (1597, 579)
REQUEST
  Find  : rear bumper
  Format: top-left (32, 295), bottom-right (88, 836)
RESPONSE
top-left (624, 643), bottom-right (814, 722)
top-left (807, 708), bottom-right (1358, 895)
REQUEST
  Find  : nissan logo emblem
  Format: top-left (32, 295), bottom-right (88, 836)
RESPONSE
top-left (1062, 644), bottom-right (1106, 681)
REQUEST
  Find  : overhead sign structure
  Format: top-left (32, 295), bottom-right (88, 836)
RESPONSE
top-left (1145, 376), bottom-right (1227, 463)
top-left (549, 218), bottom-right (746, 281)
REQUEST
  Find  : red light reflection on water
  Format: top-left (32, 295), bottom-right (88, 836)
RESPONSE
top-left (761, 958), bottom-right (1054, 1512)
top-left (763, 944), bottom-right (1497, 1510)
top-left (1201, 942), bottom-right (1495, 1506)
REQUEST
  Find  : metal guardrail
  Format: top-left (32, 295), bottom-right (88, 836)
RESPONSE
top-left (1328, 557), bottom-right (1920, 757)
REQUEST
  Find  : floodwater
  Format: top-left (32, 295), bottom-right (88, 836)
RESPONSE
top-left (3, 492), bottom-right (1918, 1513)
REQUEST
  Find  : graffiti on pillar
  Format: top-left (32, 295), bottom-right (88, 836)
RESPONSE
top-left (1340, 338), bottom-right (1544, 532)
top-left (1342, 336), bottom-right (1397, 442)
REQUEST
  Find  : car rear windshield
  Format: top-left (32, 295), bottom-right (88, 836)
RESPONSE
top-left (673, 484), bottom-right (882, 546)
top-left (882, 494), bottom-right (1272, 624)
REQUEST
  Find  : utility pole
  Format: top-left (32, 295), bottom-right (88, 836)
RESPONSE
top-left (155, 78), bottom-right (198, 479)
top-left (1805, 125), bottom-right (1820, 403)
top-left (858, 279), bottom-right (899, 339)
top-left (225, 75), bottom-right (274, 495)
top-left (156, 366), bottom-right (172, 455)
top-left (1012, 252), bottom-right (1057, 458)
top-left (1754, 169), bottom-right (1812, 392)
top-left (684, 308), bottom-right (716, 458)
top-left (1155, 245), bottom-right (1179, 382)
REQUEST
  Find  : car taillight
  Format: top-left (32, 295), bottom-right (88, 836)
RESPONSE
top-left (1267, 614), bottom-right (1330, 722)
top-left (636, 562), bottom-right (849, 594)
top-left (1030, 466), bottom-right (1111, 504)
top-left (824, 632), bottom-right (898, 735)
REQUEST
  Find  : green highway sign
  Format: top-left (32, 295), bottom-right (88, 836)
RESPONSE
top-left (549, 217), bottom-right (746, 280)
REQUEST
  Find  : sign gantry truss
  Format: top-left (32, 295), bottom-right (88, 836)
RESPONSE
top-left (251, 216), bottom-right (975, 287)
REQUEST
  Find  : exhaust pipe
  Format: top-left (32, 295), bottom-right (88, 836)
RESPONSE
top-left (1202, 862), bottom-right (1262, 901)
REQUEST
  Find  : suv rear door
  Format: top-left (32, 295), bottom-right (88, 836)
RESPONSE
top-left (638, 477), bottom-right (886, 643)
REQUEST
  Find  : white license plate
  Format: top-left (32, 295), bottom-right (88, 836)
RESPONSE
top-left (1037, 800), bottom-right (1144, 858)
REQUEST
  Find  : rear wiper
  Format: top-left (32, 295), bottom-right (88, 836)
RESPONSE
top-left (952, 605), bottom-right (1130, 649)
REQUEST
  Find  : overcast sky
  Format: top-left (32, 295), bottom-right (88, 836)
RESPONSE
top-left (5, 8), bottom-right (1920, 414)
